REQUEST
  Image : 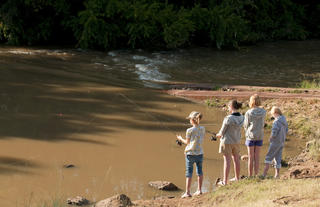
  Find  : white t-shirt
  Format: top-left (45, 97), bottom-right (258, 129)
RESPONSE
top-left (185, 126), bottom-right (205, 155)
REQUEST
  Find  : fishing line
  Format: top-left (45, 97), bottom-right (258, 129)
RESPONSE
top-left (118, 93), bottom-right (178, 136)
top-left (118, 93), bottom-right (219, 143)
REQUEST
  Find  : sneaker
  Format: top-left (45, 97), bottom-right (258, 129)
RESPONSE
top-left (217, 180), bottom-right (226, 186)
top-left (181, 192), bottom-right (192, 198)
top-left (193, 190), bottom-right (202, 196)
top-left (229, 177), bottom-right (237, 182)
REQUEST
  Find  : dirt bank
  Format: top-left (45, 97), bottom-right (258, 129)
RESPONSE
top-left (166, 84), bottom-right (320, 102)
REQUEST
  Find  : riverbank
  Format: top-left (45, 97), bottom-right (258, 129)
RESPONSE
top-left (131, 85), bottom-right (320, 207)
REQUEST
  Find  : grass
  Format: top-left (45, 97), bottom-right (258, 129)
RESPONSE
top-left (307, 139), bottom-right (320, 162)
top-left (298, 80), bottom-right (320, 89)
top-left (205, 98), bottom-right (226, 107)
top-left (211, 85), bottom-right (221, 91)
top-left (36, 200), bottom-right (66, 207)
top-left (257, 88), bottom-right (281, 92)
top-left (288, 89), bottom-right (304, 93)
top-left (203, 178), bottom-right (320, 207)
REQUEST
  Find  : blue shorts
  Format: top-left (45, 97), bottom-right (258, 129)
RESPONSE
top-left (245, 140), bottom-right (263, 147)
top-left (185, 154), bottom-right (203, 178)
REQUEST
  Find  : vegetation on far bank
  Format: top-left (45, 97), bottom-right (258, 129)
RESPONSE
top-left (0, 0), bottom-right (319, 50)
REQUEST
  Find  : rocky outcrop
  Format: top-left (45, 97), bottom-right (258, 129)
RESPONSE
top-left (94, 194), bottom-right (132, 207)
top-left (282, 152), bottom-right (320, 179)
top-left (67, 196), bottom-right (89, 205)
top-left (148, 181), bottom-right (179, 191)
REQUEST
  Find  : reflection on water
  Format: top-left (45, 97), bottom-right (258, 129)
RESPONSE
top-left (0, 41), bottom-right (316, 206)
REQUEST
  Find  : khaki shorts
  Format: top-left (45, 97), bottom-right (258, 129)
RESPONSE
top-left (219, 142), bottom-right (240, 155)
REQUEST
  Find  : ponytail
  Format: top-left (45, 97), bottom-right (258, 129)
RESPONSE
top-left (229, 100), bottom-right (242, 110)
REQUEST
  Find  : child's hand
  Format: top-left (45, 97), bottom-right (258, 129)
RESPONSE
top-left (176, 135), bottom-right (183, 140)
top-left (216, 133), bottom-right (222, 138)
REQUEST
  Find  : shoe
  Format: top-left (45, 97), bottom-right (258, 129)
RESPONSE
top-left (181, 192), bottom-right (192, 198)
top-left (217, 180), bottom-right (226, 186)
top-left (193, 190), bottom-right (202, 196)
top-left (229, 177), bottom-right (237, 182)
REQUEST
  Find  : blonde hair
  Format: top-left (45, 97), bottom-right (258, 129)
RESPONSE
top-left (192, 113), bottom-right (202, 125)
top-left (249, 94), bottom-right (261, 108)
top-left (187, 111), bottom-right (202, 125)
top-left (271, 106), bottom-right (282, 115)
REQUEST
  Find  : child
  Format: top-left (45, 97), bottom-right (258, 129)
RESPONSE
top-left (176, 111), bottom-right (205, 198)
top-left (244, 94), bottom-right (266, 176)
top-left (216, 100), bottom-right (244, 185)
top-left (263, 106), bottom-right (288, 178)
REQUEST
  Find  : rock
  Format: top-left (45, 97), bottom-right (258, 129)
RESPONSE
top-left (290, 169), bottom-right (302, 178)
top-left (240, 155), bottom-right (248, 161)
top-left (153, 196), bottom-right (175, 200)
top-left (63, 164), bottom-right (75, 168)
top-left (148, 181), bottom-right (179, 191)
top-left (94, 194), bottom-right (132, 207)
top-left (306, 140), bottom-right (316, 149)
top-left (281, 159), bottom-right (289, 167)
top-left (67, 196), bottom-right (89, 206)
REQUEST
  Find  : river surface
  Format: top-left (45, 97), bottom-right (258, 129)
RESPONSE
top-left (0, 41), bottom-right (319, 206)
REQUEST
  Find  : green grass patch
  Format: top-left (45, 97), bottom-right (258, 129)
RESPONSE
top-left (211, 85), bottom-right (222, 91)
top-left (298, 80), bottom-right (320, 89)
top-left (205, 98), bottom-right (227, 108)
top-left (288, 89), bottom-right (304, 93)
top-left (257, 88), bottom-right (281, 92)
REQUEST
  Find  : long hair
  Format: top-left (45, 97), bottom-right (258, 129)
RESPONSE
top-left (249, 94), bottom-right (261, 108)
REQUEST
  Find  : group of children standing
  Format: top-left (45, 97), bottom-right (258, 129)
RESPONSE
top-left (176, 94), bottom-right (288, 198)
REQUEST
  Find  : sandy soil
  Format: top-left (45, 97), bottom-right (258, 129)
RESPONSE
top-left (166, 84), bottom-right (320, 102)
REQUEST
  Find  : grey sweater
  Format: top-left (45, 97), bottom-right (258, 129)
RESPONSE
top-left (270, 115), bottom-right (288, 145)
top-left (218, 112), bottom-right (244, 144)
top-left (244, 107), bottom-right (266, 141)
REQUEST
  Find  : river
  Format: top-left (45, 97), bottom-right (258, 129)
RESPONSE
top-left (0, 40), bottom-right (319, 206)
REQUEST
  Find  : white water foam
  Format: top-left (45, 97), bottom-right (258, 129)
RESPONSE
top-left (134, 64), bottom-right (170, 82)
top-left (108, 51), bottom-right (117, 57)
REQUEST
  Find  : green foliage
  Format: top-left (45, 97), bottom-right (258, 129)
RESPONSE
top-left (125, 1), bottom-right (161, 48)
top-left (247, 0), bottom-right (308, 41)
top-left (298, 80), bottom-right (320, 89)
top-left (0, 0), bottom-right (80, 45)
top-left (160, 6), bottom-right (195, 48)
top-left (208, 5), bottom-right (248, 49)
top-left (0, 0), bottom-right (318, 49)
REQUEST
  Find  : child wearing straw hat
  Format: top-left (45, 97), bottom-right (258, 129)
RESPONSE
top-left (176, 111), bottom-right (205, 198)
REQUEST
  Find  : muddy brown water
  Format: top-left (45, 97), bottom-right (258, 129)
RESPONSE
top-left (0, 42), bottom-right (315, 206)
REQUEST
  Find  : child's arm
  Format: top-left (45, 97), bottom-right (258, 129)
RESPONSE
top-left (243, 111), bottom-right (249, 130)
top-left (176, 135), bottom-right (190, 145)
top-left (216, 117), bottom-right (229, 138)
top-left (270, 120), bottom-right (280, 140)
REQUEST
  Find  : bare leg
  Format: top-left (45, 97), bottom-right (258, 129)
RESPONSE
top-left (254, 146), bottom-right (261, 176)
top-left (197, 175), bottom-right (203, 192)
top-left (263, 163), bottom-right (270, 177)
top-left (274, 168), bottom-right (280, 178)
top-left (186, 177), bottom-right (192, 194)
top-left (247, 146), bottom-right (254, 177)
top-left (232, 153), bottom-right (240, 181)
top-left (223, 154), bottom-right (231, 184)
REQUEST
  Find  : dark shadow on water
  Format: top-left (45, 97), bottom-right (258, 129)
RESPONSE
top-left (0, 156), bottom-right (42, 175)
top-left (0, 51), bottom-right (188, 144)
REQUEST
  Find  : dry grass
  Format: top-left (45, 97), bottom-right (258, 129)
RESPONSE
top-left (203, 178), bottom-right (320, 207)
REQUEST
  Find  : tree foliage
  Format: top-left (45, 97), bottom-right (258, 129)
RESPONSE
top-left (0, 0), bottom-right (319, 49)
